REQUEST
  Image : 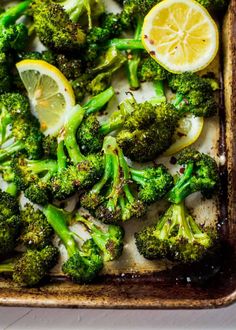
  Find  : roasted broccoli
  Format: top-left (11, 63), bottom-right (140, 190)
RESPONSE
top-left (0, 245), bottom-right (59, 286)
top-left (81, 136), bottom-right (146, 223)
top-left (31, 0), bottom-right (86, 51)
top-left (138, 57), bottom-right (169, 82)
top-left (169, 72), bottom-right (219, 117)
top-left (43, 204), bottom-right (103, 283)
top-left (76, 214), bottom-right (124, 261)
top-left (168, 148), bottom-right (219, 204)
top-left (135, 202), bottom-right (215, 263)
top-left (20, 204), bottom-right (54, 249)
top-left (0, 93), bottom-right (43, 161)
top-left (0, 190), bottom-right (20, 257)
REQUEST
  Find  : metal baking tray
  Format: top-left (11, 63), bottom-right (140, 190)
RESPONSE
top-left (0, 0), bottom-right (235, 309)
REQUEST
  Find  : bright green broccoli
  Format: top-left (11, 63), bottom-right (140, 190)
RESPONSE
top-left (0, 245), bottom-right (59, 286)
top-left (20, 204), bottom-right (54, 249)
top-left (81, 136), bottom-right (146, 223)
top-left (168, 148), bottom-right (219, 204)
top-left (43, 204), bottom-right (103, 283)
top-left (135, 202), bottom-right (215, 263)
top-left (76, 214), bottom-right (124, 261)
top-left (138, 57), bottom-right (169, 82)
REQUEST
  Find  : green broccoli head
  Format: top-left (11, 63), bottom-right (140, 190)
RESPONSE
top-left (20, 204), bottom-right (54, 249)
top-left (117, 101), bottom-right (179, 162)
top-left (0, 53), bottom-right (11, 94)
top-left (196, 0), bottom-right (229, 10)
top-left (130, 165), bottom-right (174, 204)
top-left (168, 148), bottom-right (219, 204)
top-left (13, 245), bottom-right (59, 287)
top-left (0, 214), bottom-right (21, 257)
top-left (135, 202), bottom-right (215, 262)
top-left (169, 72), bottom-right (218, 117)
top-left (31, 0), bottom-right (86, 52)
top-left (0, 190), bottom-right (19, 218)
top-left (43, 204), bottom-right (103, 283)
top-left (138, 57), bottom-right (169, 82)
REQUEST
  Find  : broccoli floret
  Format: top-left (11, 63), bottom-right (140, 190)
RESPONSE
top-left (42, 135), bottom-right (58, 158)
top-left (81, 136), bottom-right (146, 223)
top-left (0, 245), bottom-right (59, 286)
top-left (168, 148), bottom-right (219, 204)
top-left (0, 190), bottom-right (20, 256)
top-left (135, 202), bottom-right (215, 263)
top-left (0, 1), bottom-right (30, 52)
top-left (12, 156), bottom-right (58, 204)
top-left (55, 54), bottom-right (82, 80)
top-left (169, 72), bottom-right (218, 117)
top-left (138, 57), bottom-right (169, 82)
top-left (31, 0), bottom-right (86, 52)
top-left (20, 204), bottom-right (54, 249)
top-left (130, 165), bottom-right (174, 204)
top-left (116, 99), bottom-right (179, 162)
top-left (0, 93), bottom-right (43, 161)
top-left (76, 214), bottom-right (124, 261)
top-left (43, 204), bottom-right (103, 283)
top-left (43, 89), bottom-right (114, 200)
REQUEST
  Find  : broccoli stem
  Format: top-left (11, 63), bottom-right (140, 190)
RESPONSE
top-left (108, 39), bottom-right (144, 51)
top-left (0, 1), bottom-right (31, 27)
top-left (118, 148), bottom-right (134, 203)
top-left (150, 80), bottom-right (166, 105)
top-left (168, 164), bottom-right (194, 204)
top-left (83, 87), bottom-right (114, 115)
top-left (126, 18), bottom-right (143, 90)
top-left (57, 140), bottom-right (67, 173)
top-left (43, 204), bottom-right (77, 257)
top-left (26, 159), bottom-right (58, 174)
top-left (64, 104), bottom-right (86, 164)
top-left (0, 141), bottom-right (24, 162)
top-left (0, 262), bottom-right (14, 273)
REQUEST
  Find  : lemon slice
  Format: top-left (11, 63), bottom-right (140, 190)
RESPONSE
top-left (142, 0), bottom-right (219, 73)
top-left (164, 114), bottom-right (204, 156)
top-left (16, 60), bottom-right (75, 136)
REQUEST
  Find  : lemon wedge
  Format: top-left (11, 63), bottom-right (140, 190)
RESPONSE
top-left (164, 114), bottom-right (204, 156)
top-left (16, 60), bottom-right (75, 136)
top-left (142, 0), bottom-right (219, 73)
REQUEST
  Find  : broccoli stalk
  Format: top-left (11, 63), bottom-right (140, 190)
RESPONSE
top-left (168, 148), bottom-right (219, 204)
top-left (43, 204), bottom-right (103, 283)
top-left (81, 136), bottom-right (146, 223)
top-left (0, 1), bottom-right (31, 27)
top-left (126, 17), bottom-right (143, 90)
top-left (135, 201), bottom-right (215, 263)
top-left (0, 246), bottom-right (59, 287)
top-left (108, 38), bottom-right (144, 50)
top-left (76, 214), bottom-right (124, 261)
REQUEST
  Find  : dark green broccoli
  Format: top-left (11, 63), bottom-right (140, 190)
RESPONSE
top-left (81, 136), bottom-right (146, 223)
top-left (169, 72), bottom-right (219, 117)
top-left (135, 202), bottom-right (215, 263)
top-left (31, 0), bottom-right (86, 52)
top-left (0, 93), bottom-right (43, 161)
top-left (18, 50), bottom-right (56, 65)
top-left (76, 214), bottom-right (124, 261)
top-left (0, 190), bottom-right (20, 257)
top-left (20, 204), bottom-right (54, 249)
top-left (43, 204), bottom-right (103, 283)
top-left (0, 52), bottom-right (12, 94)
top-left (0, 245), bottom-right (59, 286)
top-left (168, 149), bottom-right (219, 204)
top-left (116, 98), bottom-right (179, 162)
top-left (42, 135), bottom-right (58, 158)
